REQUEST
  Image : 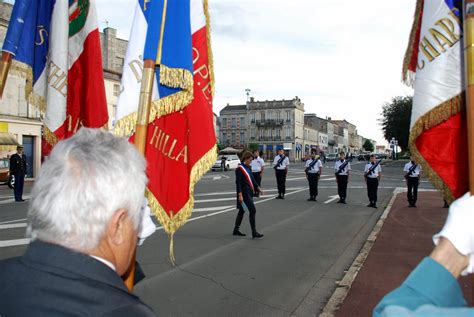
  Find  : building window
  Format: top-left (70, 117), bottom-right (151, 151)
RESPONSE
top-left (276, 129), bottom-right (281, 139)
top-left (222, 132), bottom-right (227, 143)
top-left (240, 117), bottom-right (245, 126)
top-left (261, 112), bottom-right (265, 121)
top-left (222, 118), bottom-right (227, 126)
top-left (116, 57), bottom-right (124, 69)
top-left (251, 113), bottom-right (255, 122)
top-left (259, 129), bottom-right (264, 139)
top-left (276, 111), bottom-right (280, 121)
top-left (286, 111), bottom-right (291, 122)
top-left (240, 132), bottom-right (245, 144)
top-left (113, 84), bottom-right (120, 96)
top-left (231, 132), bottom-right (236, 144)
top-left (231, 118), bottom-right (236, 128)
top-left (286, 127), bottom-right (291, 138)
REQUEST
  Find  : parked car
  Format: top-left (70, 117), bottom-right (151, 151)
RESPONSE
top-left (211, 154), bottom-right (240, 171)
top-left (326, 153), bottom-right (337, 161)
top-left (0, 158), bottom-right (9, 184)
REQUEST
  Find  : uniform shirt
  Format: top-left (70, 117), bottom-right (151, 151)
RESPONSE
top-left (365, 162), bottom-right (382, 178)
top-left (250, 156), bottom-right (265, 173)
top-left (334, 159), bottom-right (351, 176)
top-left (272, 154), bottom-right (289, 170)
top-left (404, 161), bottom-right (422, 178)
top-left (305, 158), bottom-right (322, 174)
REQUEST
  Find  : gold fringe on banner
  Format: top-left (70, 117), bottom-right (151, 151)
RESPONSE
top-left (402, 0), bottom-right (424, 87)
top-left (146, 145), bottom-right (217, 264)
top-left (9, 60), bottom-right (47, 113)
top-left (409, 94), bottom-right (463, 203)
top-left (204, 0), bottom-right (215, 98)
top-left (43, 125), bottom-right (59, 147)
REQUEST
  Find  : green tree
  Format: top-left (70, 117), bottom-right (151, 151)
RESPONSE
top-left (363, 139), bottom-right (374, 152)
top-left (379, 96), bottom-right (412, 151)
top-left (247, 143), bottom-right (259, 153)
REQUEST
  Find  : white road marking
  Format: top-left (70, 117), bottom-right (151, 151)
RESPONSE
top-left (193, 206), bottom-right (234, 212)
top-left (323, 195), bottom-right (340, 204)
top-left (0, 218), bottom-right (27, 225)
top-left (155, 188), bottom-right (308, 230)
top-left (0, 223), bottom-right (27, 230)
top-left (0, 238), bottom-right (30, 248)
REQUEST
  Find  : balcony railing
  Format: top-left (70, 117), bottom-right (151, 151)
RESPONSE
top-left (255, 119), bottom-right (284, 127)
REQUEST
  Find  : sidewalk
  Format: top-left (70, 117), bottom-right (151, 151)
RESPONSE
top-left (323, 190), bottom-right (473, 316)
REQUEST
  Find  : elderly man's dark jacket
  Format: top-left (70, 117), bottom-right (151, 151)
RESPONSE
top-left (0, 240), bottom-right (156, 316)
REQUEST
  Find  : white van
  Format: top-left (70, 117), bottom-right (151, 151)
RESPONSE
top-left (212, 154), bottom-right (240, 171)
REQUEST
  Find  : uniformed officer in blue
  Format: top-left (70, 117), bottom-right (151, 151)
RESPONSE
top-left (9, 145), bottom-right (27, 202)
top-left (272, 148), bottom-right (289, 199)
top-left (364, 154), bottom-right (382, 208)
top-left (404, 156), bottom-right (422, 207)
top-left (334, 152), bottom-right (351, 204)
top-left (233, 151), bottom-right (264, 238)
top-left (305, 153), bottom-right (323, 201)
top-left (250, 150), bottom-right (265, 197)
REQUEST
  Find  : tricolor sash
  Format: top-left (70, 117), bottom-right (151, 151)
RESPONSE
top-left (239, 164), bottom-right (255, 193)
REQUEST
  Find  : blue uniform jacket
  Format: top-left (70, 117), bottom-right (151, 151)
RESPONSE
top-left (235, 164), bottom-right (259, 209)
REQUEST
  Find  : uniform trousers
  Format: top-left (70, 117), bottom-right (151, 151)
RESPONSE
top-left (275, 169), bottom-right (286, 196)
top-left (13, 172), bottom-right (25, 201)
top-left (367, 177), bottom-right (379, 203)
top-left (407, 177), bottom-right (419, 205)
top-left (252, 172), bottom-right (262, 187)
top-left (234, 199), bottom-right (257, 233)
top-left (336, 175), bottom-right (348, 199)
top-left (307, 173), bottom-right (319, 198)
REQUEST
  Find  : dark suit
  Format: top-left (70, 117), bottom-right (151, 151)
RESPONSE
top-left (0, 240), bottom-right (156, 316)
top-left (9, 153), bottom-right (26, 201)
top-left (234, 165), bottom-right (259, 233)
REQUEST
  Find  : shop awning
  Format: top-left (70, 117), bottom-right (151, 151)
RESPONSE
top-left (0, 132), bottom-right (19, 146)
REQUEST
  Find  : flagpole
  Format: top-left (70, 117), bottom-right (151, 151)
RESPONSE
top-left (0, 52), bottom-right (12, 98)
top-left (463, 0), bottom-right (474, 301)
top-left (465, 2), bottom-right (474, 192)
top-left (123, 59), bottom-right (156, 291)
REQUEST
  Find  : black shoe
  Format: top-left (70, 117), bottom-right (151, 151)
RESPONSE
top-left (337, 199), bottom-right (343, 203)
top-left (367, 203), bottom-right (373, 207)
top-left (233, 230), bottom-right (246, 236)
top-left (307, 198), bottom-right (313, 201)
top-left (341, 199), bottom-right (346, 204)
top-left (281, 195), bottom-right (285, 199)
top-left (252, 232), bottom-right (264, 239)
top-left (275, 195), bottom-right (282, 199)
top-left (373, 204), bottom-right (378, 208)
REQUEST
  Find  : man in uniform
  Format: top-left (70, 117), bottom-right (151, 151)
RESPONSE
top-left (272, 148), bottom-right (289, 199)
top-left (404, 156), bottom-right (422, 207)
top-left (250, 150), bottom-right (265, 197)
top-left (9, 145), bottom-right (27, 202)
top-left (334, 152), bottom-right (351, 204)
top-left (364, 154), bottom-right (382, 208)
top-left (305, 153), bottom-right (322, 201)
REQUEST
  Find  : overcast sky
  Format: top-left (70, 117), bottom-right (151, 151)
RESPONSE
top-left (95, 0), bottom-right (415, 145)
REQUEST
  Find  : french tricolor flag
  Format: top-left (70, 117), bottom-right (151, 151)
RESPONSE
top-left (404, 0), bottom-right (468, 202)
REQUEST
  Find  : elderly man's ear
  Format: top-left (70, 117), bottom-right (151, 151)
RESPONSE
top-left (104, 209), bottom-right (138, 275)
top-left (107, 209), bottom-right (129, 245)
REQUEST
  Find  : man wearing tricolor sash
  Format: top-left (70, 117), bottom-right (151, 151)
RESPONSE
top-left (233, 151), bottom-right (264, 239)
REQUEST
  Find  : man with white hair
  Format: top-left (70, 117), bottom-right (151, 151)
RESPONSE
top-left (0, 128), bottom-right (156, 316)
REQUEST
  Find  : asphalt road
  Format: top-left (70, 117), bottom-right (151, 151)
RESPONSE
top-left (0, 159), bottom-right (434, 316)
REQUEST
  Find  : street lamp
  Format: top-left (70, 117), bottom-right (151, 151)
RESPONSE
top-left (245, 88), bottom-right (251, 102)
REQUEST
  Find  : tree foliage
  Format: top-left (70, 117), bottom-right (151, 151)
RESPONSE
top-left (379, 96), bottom-right (412, 151)
top-left (363, 139), bottom-right (374, 152)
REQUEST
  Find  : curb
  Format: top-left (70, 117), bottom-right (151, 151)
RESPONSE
top-left (318, 187), bottom-right (405, 317)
